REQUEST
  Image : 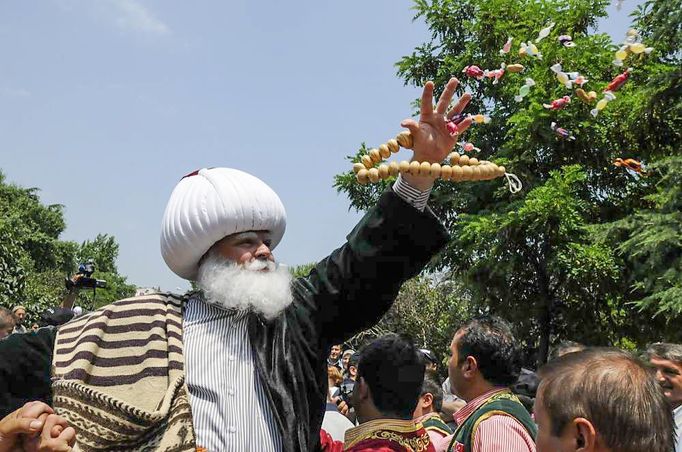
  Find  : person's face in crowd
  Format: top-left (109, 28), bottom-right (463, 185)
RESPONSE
top-left (14, 308), bottom-right (26, 324)
top-left (0, 321), bottom-right (13, 339)
top-left (534, 390), bottom-right (598, 452)
top-left (447, 331), bottom-right (466, 397)
top-left (211, 231), bottom-right (274, 269)
top-left (31, 323), bottom-right (39, 332)
top-left (412, 392), bottom-right (434, 419)
top-left (650, 356), bottom-right (682, 409)
top-left (329, 345), bottom-right (342, 361)
top-left (342, 352), bottom-right (353, 369)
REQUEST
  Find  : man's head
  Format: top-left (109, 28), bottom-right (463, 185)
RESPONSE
top-left (644, 342), bottom-right (682, 409)
top-left (419, 349), bottom-right (438, 374)
top-left (412, 376), bottom-right (443, 419)
top-left (12, 305), bottom-right (26, 325)
top-left (342, 349), bottom-right (355, 369)
top-left (535, 348), bottom-right (674, 452)
top-left (447, 316), bottom-right (520, 401)
top-left (160, 168), bottom-right (292, 319)
top-left (329, 344), bottom-right (342, 361)
top-left (351, 334), bottom-right (425, 423)
top-left (347, 352), bottom-right (359, 380)
top-left (0, 307), bottom-right (15, 339)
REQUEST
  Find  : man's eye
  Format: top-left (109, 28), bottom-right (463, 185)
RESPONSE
top-left (264, 240), bottom-right (272, 248)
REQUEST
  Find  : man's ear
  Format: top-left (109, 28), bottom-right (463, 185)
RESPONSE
top-left (356, 377), bottom-right (370, 402)
top-left (571, 418), bottom-right (597, 451)
top-left (463, 356), bottom-right (478, 377)
top-left (421, 392), bottom-right (434, 409)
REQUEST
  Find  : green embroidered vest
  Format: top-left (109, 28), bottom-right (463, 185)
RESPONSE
top-left (448, 390), bottom-right (537, 452)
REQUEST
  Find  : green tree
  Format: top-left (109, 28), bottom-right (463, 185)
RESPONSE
top-left (0, 171), bottom-right (135, 322)
top-left (334, 0), bottom-right (680, 365)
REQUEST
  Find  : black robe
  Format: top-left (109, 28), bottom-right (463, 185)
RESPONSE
top-left (0, 189), bottom-right (449, 451)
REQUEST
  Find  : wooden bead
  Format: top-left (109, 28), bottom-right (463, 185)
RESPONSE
top-left (409, 161), bottom-right (421, 175)
top-left (357, 169), bottom-right (369, 185)
top-left (388, 161), bottom-right (400, 176)
top-left (440, 165), bottom-right (452, 181)
top-left (369, 148), bottom-right (382, 163)
top-left (451, 165), bottom-right (463, 181)
top-left (471, 166), bottom-right (482, 180)
top-left (469, 157), bottom-right (479, 166)
top-left (387, 139), bottom-right (400, 153)
top-left (368, 168), bottom-right (380, 183)
top-left (430, 163), bottom-right (442, 178)
top-left (396, 131), bottom-right (414, 149)
top-left (449, 152), bottom-right (460, 165)
top-left (420, 161), bottom-right (432, 176)
top-left (379, 144), bottom-right (391, 159)
top-left (459, 155), bottom-right (470, 166)
top-left (497, 166), bottom-right (506, 177)
top-left (378, 164), bottom-right (390, 179)
top-left (353, 163), bottom-right (366, 174)
top-left (479, 165), bottom-right (492, 180)
top-left (461, 166), bottom-right (473, 181)
top-left (399, 160), bottom-right (411, 174)
top-left (361, 155), bottom-right (374, 169)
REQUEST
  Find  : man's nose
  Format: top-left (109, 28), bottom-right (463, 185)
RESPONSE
top-left (254, 243), bottom-right (273, 260)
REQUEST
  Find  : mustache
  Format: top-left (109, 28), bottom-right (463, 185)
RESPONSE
top-left (244, 259), bottom-right (277, 272)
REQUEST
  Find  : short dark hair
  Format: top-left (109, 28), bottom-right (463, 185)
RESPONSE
top-left (538, 348), bottom-right (675, 452)
top-left (420, 376), bottom-right (444, 412)
top-left (644, 342), bottom-right (682, 365)
top-left (456, 316), bottom-right (520, 386)
top-left (357, 334), bottom-right (425, 419)
top-left (0, 307), bottom-right (15, 330)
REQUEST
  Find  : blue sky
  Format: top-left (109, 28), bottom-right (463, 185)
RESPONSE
top-left (0, 0), bottom-right (641, 292)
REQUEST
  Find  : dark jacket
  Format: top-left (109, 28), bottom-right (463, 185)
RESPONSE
top-left (0, 189), bottom-right (449, 451)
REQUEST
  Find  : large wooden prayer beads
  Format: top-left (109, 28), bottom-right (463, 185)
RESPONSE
top-left (352, 131), bottom-right (507, 185)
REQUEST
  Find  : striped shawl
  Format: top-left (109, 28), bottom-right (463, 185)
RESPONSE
top-left (52, 293), bottom-right (196, 451)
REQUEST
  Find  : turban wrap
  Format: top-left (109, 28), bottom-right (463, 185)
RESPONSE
top-left (160, 168), bottom-right (286, 280)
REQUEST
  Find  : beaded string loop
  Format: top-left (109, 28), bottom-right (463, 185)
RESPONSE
top-left (352, 130), bottom-right (522, 193)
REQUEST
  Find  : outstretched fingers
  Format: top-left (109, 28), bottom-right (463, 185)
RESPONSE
top-left (435, 77), bottom-right (460, 115)
top-left (447, 92), bottom-right (472, 119)
top-left (419, 81), bottom-right (435, 118)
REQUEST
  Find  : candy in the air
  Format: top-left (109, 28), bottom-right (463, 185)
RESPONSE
top-left (514, 78), bottom-right (536, 102)
top-left (469, 114), bottom-right (491, 124)
top-left (484, 65), bottom-right (505, 84)
top-left (543, 95), bottom-right (571, 110)
top-left (519, 42), bottom-right (542, 59)
top-left (573, 75), bottom-right (588, 87)
top-left (605, 68), bottom-right (631, 92)
top-left (500, 37), bottom-right (513, 55)
top-left (506, 64), bottom-right (524, 73)
top-left (460, 142), bottom-right (481, 153)
top-left (536, 23), bottom-right (555, 42)
top-left (446, 120), bottom-right (459, 136)
top-left (551, 122), bottom-right (576, 141)
top-left (558, 35), bottom-right (576, 47)
top-left (463, 65), bottom-right (485, 80)
top-left (576, 88), bottom-right (597, 104)
top-left (590, 91), bottom-right (616, 117)
top-left (613, 29), bottom-right (653, 66)
top-left (551, 63), bottom-right (573, 89)
top-left (614, 157), bottom-right (644, 174)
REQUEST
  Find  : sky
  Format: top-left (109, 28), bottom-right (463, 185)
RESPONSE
top-left (0, 0), bottom-right (641, 292)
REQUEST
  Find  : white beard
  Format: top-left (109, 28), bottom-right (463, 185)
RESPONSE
top-left (196, 255), bottom-right (294, 320)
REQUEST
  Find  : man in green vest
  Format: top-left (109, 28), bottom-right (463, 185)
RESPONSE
top-left (444, 316), bottom-right (536, 452)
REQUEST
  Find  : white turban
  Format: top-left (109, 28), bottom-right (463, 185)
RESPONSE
top-left (160, 168), bottom-right (286, 280)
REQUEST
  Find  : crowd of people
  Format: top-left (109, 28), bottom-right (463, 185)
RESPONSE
top-left (0, 78), bottom-right (679, 451)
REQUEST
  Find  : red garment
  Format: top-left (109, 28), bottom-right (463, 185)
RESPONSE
top-left (321, 429), bottom-right (344, 452)
top-left (343, 419), bottom-right (435, 452)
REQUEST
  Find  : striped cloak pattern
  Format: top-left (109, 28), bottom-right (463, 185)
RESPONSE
top-left (52, 293), bottom-right (196, 451)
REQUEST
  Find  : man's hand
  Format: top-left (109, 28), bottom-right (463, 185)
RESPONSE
top-left (0, 402), bottom-right (76, 452)
top-left (332, 397), bottom-right (349, 416)
top-left (400, 78), bottom-right (473, 190)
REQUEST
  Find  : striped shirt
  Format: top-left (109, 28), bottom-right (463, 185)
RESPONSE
top-left (183, 297), bottom-right (283, 451)
top-left (444, 388), bottom-right (535, 452)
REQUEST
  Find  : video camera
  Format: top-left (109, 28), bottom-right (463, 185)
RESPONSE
top-left (65, 260), bottom-right (107, 291)
top-left (337, 380), bottom-right (355, 408)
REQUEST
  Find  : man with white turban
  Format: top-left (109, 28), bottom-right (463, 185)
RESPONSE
top-left (0, 78), bottom-right (473, 451)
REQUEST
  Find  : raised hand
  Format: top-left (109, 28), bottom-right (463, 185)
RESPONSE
top-left (400, 77), bottom-right (473, 165)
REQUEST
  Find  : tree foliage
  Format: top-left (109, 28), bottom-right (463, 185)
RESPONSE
top-left (334, 0), bottom-right (681, 365)
top-left (0, 171), bottom-right (135, 324)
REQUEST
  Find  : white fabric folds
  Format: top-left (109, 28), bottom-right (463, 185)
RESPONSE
top-left (160, 168), bottom-right (286, 280)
